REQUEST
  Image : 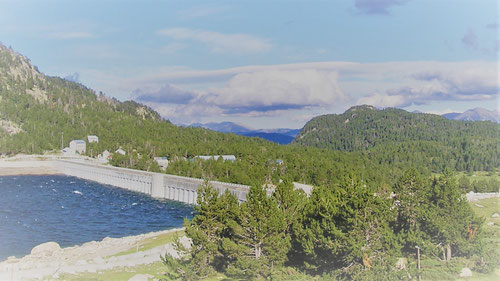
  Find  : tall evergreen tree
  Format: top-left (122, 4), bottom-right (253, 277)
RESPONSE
top-left (296, 176), bottom-right (397, 275)
top-left (223, 185), bottom-right (290, 279)
top-left (425, 172), bottom-right (484, 260)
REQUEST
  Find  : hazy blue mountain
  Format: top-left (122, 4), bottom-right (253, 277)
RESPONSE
top-left (190, 122), bottom-right (252, 133)
top-left (257, 128), bottom-right (301, 137)
top-left (442, 112), bottom-right (461, 119)
top-left (240, 132), bottom-right (295, 145)
top-left (442, 108), bottom-right (499, 123)
top-left (188, 122), bottom-right (300, 144)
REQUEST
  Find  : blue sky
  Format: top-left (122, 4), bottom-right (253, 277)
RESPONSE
top-left (0, 0), bottom-right (498, 128)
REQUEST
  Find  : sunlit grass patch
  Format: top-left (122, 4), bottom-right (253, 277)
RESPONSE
top-left (111, 229), bottom-right (185, 258)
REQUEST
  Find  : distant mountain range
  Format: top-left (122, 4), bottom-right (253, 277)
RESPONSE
top-left (189, 122), bottom-right (301, 145)
top-left (442, 108), bottom-right (499, 123)
top-left (188, 107), bottom-right (498, 145)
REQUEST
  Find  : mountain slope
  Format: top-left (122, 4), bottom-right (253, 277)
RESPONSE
top-left (0, 43), bottom-right (396, 187)
top-left (189, 122), bottom-right (299, 144)
top-left (190, 121), bottom-right (252, 133)
top-left (442, 108), bottom-right (499, 123)
top-left (293, 105), bottom-right (499, 171)
top-left (240, 132), bottom-right (294, 145)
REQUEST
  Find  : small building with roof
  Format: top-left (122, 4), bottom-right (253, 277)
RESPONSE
top-left (69, 140), bottom-right (86, 154)
top-left (87, 135), bottom-right (99, 143)
top-left (154, 156), bottom-right (169, 170)
top-left (195, 155), bottom-right (236, 162)
top-left (115, 148), bottom-right (126, 155)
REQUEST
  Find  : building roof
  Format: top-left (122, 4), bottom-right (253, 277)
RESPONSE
top-left (196, 155), bottom-right (236, 161)
top-left (71, 140), bottom-right (85, 144)
top-left (221, 155), bottom-right (236, 161)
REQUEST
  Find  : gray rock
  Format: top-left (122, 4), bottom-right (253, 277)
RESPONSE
top-left (93, 256), bottom-right (105, 264)
top-left (492, 213), bottom-right (500, 218)
top-left (128, 273), bottom-right (154, 281)
top-left (395, 257), bottom-right (407, 269)
top-left (178, 236), bottom-right (192, 249)
top-left (6, 256), bottom-right (18, 262)
top-left (30, 241), bottom-right (61, 256)
top-left (459, 267), bottom-right (472, 277)
top-left (76, 259), bottom-right (88, 265)
top-left (487, 222), bottom-right (494, 226)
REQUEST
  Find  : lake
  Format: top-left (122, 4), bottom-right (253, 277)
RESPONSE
top-left (0, 175), bottom-right (194, 261)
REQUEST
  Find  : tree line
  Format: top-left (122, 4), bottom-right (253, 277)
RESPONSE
top-left (163, 169), bottom-right (494, 280)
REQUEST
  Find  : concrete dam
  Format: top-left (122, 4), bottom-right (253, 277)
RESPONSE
top-left (54, 160), bottom-right (250, 204)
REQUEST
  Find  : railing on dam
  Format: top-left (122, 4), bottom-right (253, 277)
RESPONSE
top-left (54, 160), bottom-right (250, 204)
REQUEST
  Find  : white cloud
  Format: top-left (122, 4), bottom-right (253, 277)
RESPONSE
top-left (78, 60), bottom-right (497, 125)
top-left (357, 93), bottom-right (407, 108)
top-left (354, 0), bottom-right (411, 15)
top-left (157, 28), bottom-right (272, 54)
top-left (424, 108), bottom-right (458, 115)
top-left (206, 69), bottom-right (345, 111)
top-left (357, 63), bottom-right (498, 108)
top-left (132, 69), bottom-right (345, 122)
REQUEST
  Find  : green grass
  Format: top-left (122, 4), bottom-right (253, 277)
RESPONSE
top-left (458, 196), bottom-right (500, 281)
top-left (458, 171), bottom-right (500, 182)
top-left (56, 261), bottom-right (228, 281)
top-left (110, 230), bottom-right (185, 258)
top-left (57, 261), bottom-right (167, 281)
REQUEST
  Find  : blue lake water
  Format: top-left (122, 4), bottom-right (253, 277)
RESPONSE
top-left (0, 175), bottom-right (194, 261)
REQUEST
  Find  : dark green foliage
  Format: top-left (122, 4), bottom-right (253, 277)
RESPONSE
top-left (223, 185), bottom-right (290, 279)
top-left (393, 169), bottom-right (431, 253)
top-left (295, 176), bottom-right (398, 276)
top-left (170, 170), bottom-right (490, 280)
top-left (293, 105), bottom-right (499, 172)
top-left (425, 172), bottom-right (484, 260)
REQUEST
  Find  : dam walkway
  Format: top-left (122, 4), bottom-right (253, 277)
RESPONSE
top-left (53, 160), bottom-right (250, 204)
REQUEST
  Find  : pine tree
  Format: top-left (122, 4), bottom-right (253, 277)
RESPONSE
top-left (425, 172), bottom-right (484, 261)
top-left (223, 185), bottom-right (290, 279)
top-left (297, 176), bottom-right (397, 275)
top-left (163, 181), bottom-right (239, 280)
top-left (393, 168), bottom-right (431, 253)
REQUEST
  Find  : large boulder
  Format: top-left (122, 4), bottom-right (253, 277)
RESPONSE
top-left (395, 258), bottom-right (407, 269)
top-left (128, 273), bottom-right (154, 281)
top-left (460, 267), bottom-right (472, 277)
top-left (30, 241), bottom-right (61, 256)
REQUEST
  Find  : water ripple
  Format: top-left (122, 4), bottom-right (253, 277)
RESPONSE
top-left (0, 175), bottom-right (193, 260)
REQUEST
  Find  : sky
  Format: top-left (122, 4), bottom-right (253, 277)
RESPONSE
top-left (0, 0), bottom-right (498, 129)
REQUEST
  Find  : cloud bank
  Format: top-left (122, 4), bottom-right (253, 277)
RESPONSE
top-left (354, 0), bottom-right (411, 15)
top-left (128, 61), bottom-right (497, 124)
top-left (357, 63), bottom-right (498, 107)
top-left (135, 69), bottom-right (345, 122)
top-left (158, 28), bottom-right (272, 54)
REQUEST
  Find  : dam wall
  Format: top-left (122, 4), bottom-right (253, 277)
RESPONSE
top-left (54, 160), bottom-right (249, 204)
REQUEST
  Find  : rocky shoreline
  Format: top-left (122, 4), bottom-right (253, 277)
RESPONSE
top-left (0, 228), bottom-right (188, 281)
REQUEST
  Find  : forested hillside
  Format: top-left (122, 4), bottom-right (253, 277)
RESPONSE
top-left (0, 43), bottom-right (497, 190)
top-left (293, 105), bottom-right (499, 172)
top-left (0, 44), bottom-right (394, 188)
